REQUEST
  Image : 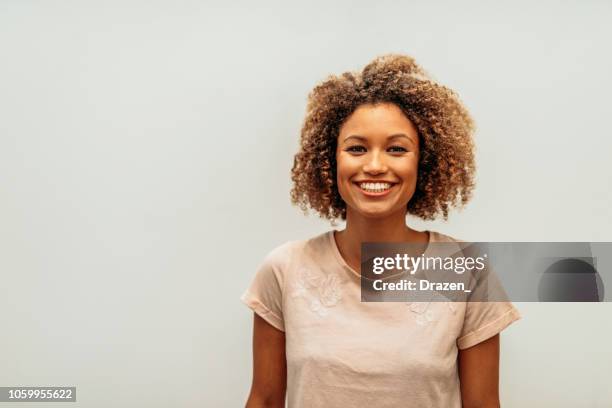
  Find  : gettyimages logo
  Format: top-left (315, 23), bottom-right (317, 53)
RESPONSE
top-left (361, 242), bottom-right (607, 302)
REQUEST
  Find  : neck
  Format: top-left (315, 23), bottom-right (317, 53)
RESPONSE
top-left (334, 208), bottom-right (429, 273)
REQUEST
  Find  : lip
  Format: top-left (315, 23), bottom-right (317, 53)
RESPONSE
top-left (353, 181), bottom-right (397, 197)
top-left (354, 180), bottom-right (398, 184)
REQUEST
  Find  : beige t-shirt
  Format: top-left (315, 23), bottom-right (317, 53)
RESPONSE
top-left (241, 231), bottom-right (520, 407)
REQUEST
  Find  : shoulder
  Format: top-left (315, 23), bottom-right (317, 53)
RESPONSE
top-left (259, 231), bottom-right (332, 271)
top-left (429, 230), bottom-right (466, 243)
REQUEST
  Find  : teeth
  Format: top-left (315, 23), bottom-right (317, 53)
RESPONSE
top-left (359, 182), bottom-right (392, 192)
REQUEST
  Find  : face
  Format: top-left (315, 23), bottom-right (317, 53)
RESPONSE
top-left (336, 103), bottom-right (420, 220)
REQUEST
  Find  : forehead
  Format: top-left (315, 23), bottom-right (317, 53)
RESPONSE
top-left (339, 103), bottom-right (417, 137)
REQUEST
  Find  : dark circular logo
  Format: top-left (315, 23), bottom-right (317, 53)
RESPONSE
top-left (538, 258), bottom-right (604, 301)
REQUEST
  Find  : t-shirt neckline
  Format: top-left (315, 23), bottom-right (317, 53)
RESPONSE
top-left (327, 230), bottom-right (435, 281)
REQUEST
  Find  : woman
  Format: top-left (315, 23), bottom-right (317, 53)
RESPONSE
top-left (241, 54), bottom-right (520, 407)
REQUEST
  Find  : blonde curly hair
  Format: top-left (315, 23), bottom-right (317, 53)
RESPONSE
top-left (290, 54), bottom-right (476, 221)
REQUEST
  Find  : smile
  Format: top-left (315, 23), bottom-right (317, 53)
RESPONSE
top-left (355, 181), bottom-right (396, 196)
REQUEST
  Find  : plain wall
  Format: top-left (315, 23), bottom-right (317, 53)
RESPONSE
top-left (1, 1), bottom-right (611, 407)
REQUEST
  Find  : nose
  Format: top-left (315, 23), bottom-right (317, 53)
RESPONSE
top-left (363, 150), bottom-right (388, 175)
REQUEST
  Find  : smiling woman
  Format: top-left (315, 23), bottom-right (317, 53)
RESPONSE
top-left (290, 54), bottom-right (476, 222)
top-left (336, 103), bottom-right (420, 219)
top-left (241, 54), bottom-right (520, 408)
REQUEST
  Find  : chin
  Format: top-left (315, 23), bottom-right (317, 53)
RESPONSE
top-left (354, 206), bottom-right (397, 219)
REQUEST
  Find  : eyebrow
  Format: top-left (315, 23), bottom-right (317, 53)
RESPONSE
top-left (342, 133), bottom-right (415, 143)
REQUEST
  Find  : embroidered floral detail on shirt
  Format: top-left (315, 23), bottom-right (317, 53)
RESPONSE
top-left (291, 267), bottom-right (344, 317)
top-left (406, 293), bottom-right (457, 326)
top-left (318, 274), bottom-right (342, 307)
top-left (415, 309), bottom-right (436, 326)
top-left (309, 298), bottom-right (329, 317)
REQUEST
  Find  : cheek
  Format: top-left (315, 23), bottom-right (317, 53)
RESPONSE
top-left (398, 159), bottom-right (420, 192)
top-left (336, 153), bottom-right (356, 179)
top-left (401, 156), bottom-right (419, 178)
top-left (335, 154), bottom-right (358, 199)
top-left (406, 166), bottom-right (419, 182)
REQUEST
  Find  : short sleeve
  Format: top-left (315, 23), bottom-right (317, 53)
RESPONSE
top-left (240, 245), bottom-right (291, 332)
top-left (428, 235), bottom-right (521, 349)
top-left (456, 245), bottom-right (522, 349)
top-left (457, 301), bottom-right (521, 349)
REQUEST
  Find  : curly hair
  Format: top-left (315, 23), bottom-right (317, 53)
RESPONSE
top-left (290, 54), bottom-right (476, 221)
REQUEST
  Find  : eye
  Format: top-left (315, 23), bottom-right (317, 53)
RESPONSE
top-left (345, 145), bottom-right (366, 153)
top-left (388, 146), bottom-right (408, 153)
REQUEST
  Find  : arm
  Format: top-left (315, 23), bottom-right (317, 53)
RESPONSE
top-left (458, 334), bottom-right (500, 408)
top-left (245, 313), bottom-right (287, 408)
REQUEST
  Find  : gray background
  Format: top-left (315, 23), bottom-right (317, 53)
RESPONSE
top-left (1, 1), bottom-right (611, 407)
